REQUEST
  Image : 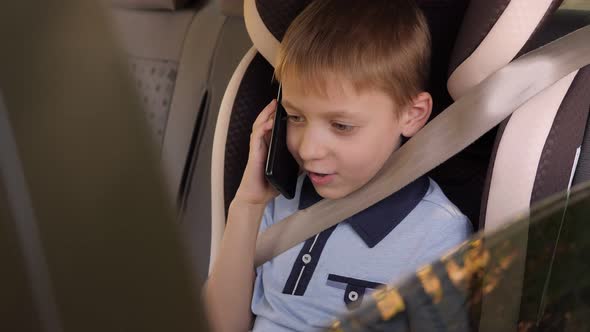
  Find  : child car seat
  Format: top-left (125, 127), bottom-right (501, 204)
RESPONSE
top-left (209, 0), bottom-right (472, 269)
top-left (211, 1), bottom-right (589, 330)
top-left (211, 5), bottom-right (588, 326)
top-left (210, 0), bottom-right (577, 266)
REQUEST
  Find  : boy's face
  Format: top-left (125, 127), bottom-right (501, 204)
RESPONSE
top-left (283, 78), bottom-right (405, 199)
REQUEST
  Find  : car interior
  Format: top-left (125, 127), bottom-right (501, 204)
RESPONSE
top-left (1, 0), bottom-right (589, 331)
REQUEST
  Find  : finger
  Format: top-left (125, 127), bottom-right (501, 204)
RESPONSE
top-left (259, 115), bottom-right (275, 136)
top-left (262, 120), bottom-right (274, 146)
top-left (254, 100), bottom-right (276, 132)
top-left (251, 117), bottom-right (274, 146)
top-left (252, 99), bottom-right (277, 130)
top-left (251, 118), bottom-right (276, 156)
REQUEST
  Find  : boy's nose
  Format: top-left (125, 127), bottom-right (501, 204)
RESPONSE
top-left (297, 129), bottom-right (328, 161)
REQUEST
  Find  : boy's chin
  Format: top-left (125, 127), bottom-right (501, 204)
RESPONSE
top-left (314, 185), bottom-right (354, 200)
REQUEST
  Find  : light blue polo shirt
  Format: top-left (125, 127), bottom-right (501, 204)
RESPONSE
top-left (251, 175), bottom-right (472, 331)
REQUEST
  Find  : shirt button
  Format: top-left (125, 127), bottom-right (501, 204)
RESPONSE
top-left (302, 254), bottom-right (312, 264)
top-left (348, 291), bottom-right (359, 302)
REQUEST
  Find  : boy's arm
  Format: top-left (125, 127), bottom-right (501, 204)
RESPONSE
top-left (204, 100), bottom-right (278, 332)
top-left (204, 200), bottom-right (265, 332)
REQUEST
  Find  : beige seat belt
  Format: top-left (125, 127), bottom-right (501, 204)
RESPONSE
top-left (254, 25), bottom-right (590, 267)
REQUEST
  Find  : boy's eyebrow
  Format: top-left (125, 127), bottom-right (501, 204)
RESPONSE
top-left (282, 99), bottom-right (360, 117)
top-left (281, 99), bottom-right (302, 112)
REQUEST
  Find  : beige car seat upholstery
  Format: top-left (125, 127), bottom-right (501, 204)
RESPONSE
top-left (109, 0), bottom-right (252, 281)
top-left (110, 0), bottom-right (235, 197)
top-left (178, 5), bottom-right (252, 282)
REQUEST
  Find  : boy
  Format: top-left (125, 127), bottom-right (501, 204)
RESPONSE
top-left (205, 0), bottom-right (472, 331)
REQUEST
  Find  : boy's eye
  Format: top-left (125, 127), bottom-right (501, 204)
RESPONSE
top-left (287, 115), bottom-right (304, 123)
top-left (332, 122), bottom-right (355, 132)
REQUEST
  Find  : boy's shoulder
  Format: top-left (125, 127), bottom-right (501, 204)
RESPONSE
top-left (418, 178), bottom-right (468, 222)
top-left (398, 178), bottom-right (472, 237)
top-left (391, 178), bottom-right (472, 263)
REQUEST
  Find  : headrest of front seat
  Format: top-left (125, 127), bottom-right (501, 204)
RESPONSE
top-left (110, 0), bottom-right (190, 10)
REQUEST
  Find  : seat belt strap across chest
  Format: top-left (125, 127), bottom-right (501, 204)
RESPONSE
top-left (255, 25), bottom-right (590, 267)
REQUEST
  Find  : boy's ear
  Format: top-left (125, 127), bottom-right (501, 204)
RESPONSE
top-left (400, 92), bottom-right (432, 137)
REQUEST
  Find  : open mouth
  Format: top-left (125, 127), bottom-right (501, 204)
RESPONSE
top-left (308, 171), bottom-right (335, 185)
top-left (310, 172), bottom-right (329, 177)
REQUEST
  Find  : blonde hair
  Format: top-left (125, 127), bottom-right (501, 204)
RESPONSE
top-left (275, 0), bottom-right (431, 109)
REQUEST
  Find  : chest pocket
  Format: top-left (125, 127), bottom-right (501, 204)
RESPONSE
top-left (327, 274), bottom-right (385, 310)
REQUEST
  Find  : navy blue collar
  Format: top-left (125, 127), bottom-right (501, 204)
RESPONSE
top-left (298, 176), bottom-right (430, 248)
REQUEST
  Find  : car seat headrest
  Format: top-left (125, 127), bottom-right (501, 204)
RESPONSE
top-left (244, 0), bottom-right (470, 119)
top-left (447, 0), bottom-right (564, 100)
top-left (244, 0), bottom-right (311, 66)
top-left (244, 0), bottom-right (469, 68)
top-left (110, 0), bottom-right (190, 10)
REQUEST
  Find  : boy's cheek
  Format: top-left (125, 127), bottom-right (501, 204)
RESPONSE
top-left (286, 132), bottom-right (299, 161)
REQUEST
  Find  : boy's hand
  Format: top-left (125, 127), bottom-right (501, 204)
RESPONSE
top-left (234, 100), bottom-right (280, 206)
